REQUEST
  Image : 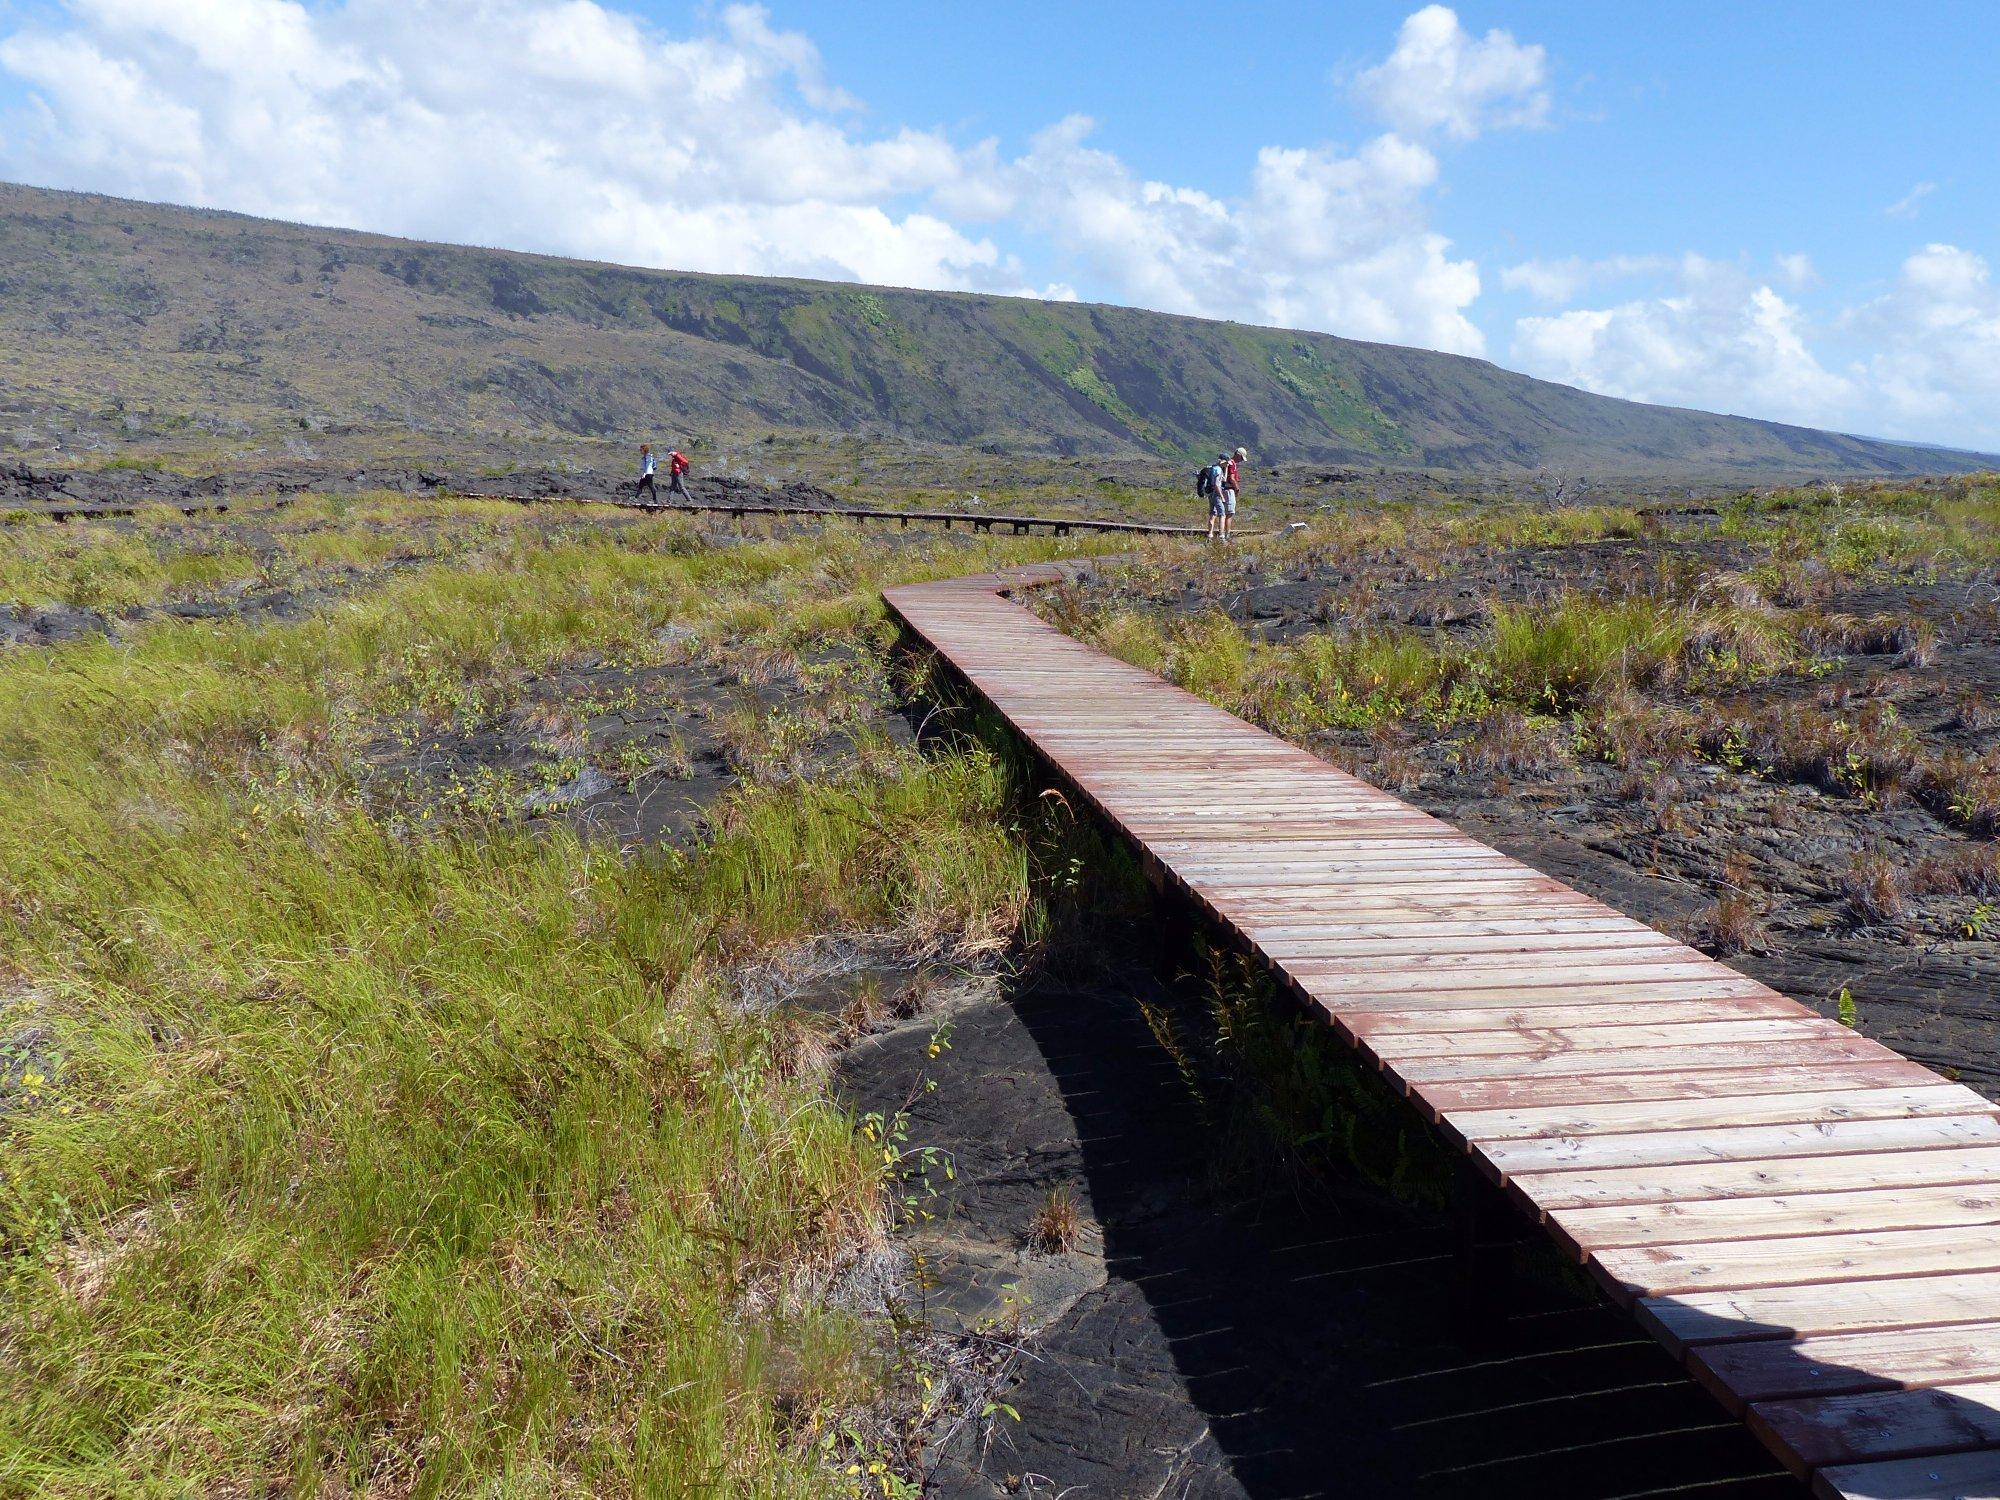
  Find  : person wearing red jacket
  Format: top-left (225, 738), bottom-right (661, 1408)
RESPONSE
top-left (666, 447), bottom-right (693, 501)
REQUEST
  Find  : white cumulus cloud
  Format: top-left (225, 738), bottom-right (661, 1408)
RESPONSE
top-left (1353, 4), bottom-right (1549, 141)
top-left (0, 0), bottom-right (1503, 357)
top-left (1509, 247), bottom-right (2000, 450)
top-left (0, 0), bottom-right (1019, 291)
top-left (1500, 254), bottom-right (1668, 304)
top-left (1511, 255), bottom-right (1853, 426)
top-left (994, 117), bottom-right (1485, 354)
top-left (1847, 244), bottom-right (2000, 446)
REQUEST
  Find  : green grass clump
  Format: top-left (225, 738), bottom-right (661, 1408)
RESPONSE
top-left (1070, 591), bottom-right (1712, 735)
top-left (1485, 595), bottom-right (1690, 709)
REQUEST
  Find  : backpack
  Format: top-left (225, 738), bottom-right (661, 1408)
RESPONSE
top-left (1193, 465), bottom-right (1213, 499)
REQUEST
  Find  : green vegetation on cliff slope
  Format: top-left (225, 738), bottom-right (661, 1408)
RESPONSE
top-left (2, 181), bottom-right (1987, 477)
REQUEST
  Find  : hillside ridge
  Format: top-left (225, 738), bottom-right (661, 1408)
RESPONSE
top-left (0, 180), bottom-right (1988, 476)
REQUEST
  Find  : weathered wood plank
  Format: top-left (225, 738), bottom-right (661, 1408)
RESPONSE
top-left (1480, 1111), bottom-right (2000, 1178)
top-left (1347, 996), bottom-right (1809, 1036)
top-left (1515, 1144), bottom-right (2000, 1213)
top-left (1387, 1034), bottom-right (1899, 1090)
top-left (1813, 1448), bottom-right (2000, 1500)
top-left (1753, 1380), bottom-right (2000, 1475)
top-left (1691, 1323), bottom-right (2000, 1411)
top-left (1551, 1184), bottom-right (2000, 1258)
top-left (1366, 1017), bottom-right (1837, 1061)
top-left (886, 565), bottom-right (2000, 1496)
top-left (1594, 1222), bottom-right (2000, 1303)
top-left (1421, 1060), bottom-right (1937, 1117)
top-left (1446, 1084), bottom-right (1990, 1145)
top-left (1637, 1271), bottom-right (2000, 1354)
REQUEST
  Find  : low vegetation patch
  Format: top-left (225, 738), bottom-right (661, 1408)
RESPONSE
top-left (0, 500), bottom-right (1112, 1494)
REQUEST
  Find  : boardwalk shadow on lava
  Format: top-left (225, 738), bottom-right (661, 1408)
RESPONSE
top-left (882, 935), bottom-right (1807, 1500)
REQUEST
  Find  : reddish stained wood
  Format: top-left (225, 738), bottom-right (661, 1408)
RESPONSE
top-left (1637, 1270), bottom-right (2000, 1355)
top-left (1692, 1323), bottom-right (2000, 1412)
top-left (1752, 1380), bottom-right (2000, 1475)
top-left (1514, 1143), bottom-right (2000, 1213)
top-left (1365, 1017), bottom-right (1837, 1062)
top-left (1480, 1110), bottom-right (2000, 1179)
top-left (1445, 1083), bottom-right (1988, 1145)
top-left (1347, 996), bottom-right (1809, 1036)
top-left (1419, 1060), bottom-right (1937, 1117)
top-left (1592, 1221), bottom-right (2000, 1305)
top-left (1551, 1184), bottom-right (2000, 1259)
top-left (1814, 1448), bottom-right (2000, 1500)
top-left (885, 566), bottom-right (2000, 1491)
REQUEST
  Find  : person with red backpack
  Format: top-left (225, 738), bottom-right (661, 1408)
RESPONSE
top-left (665, 446), bottom-right (693, 502)
top-left (1221, 446), bottom-right (1246, 537)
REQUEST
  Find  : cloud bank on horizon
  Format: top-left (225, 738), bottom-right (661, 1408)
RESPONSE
top-left (0, 0), bottom-right (1995, 451)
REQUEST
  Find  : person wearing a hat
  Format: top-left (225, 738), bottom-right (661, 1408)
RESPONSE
top-left (1221, 446), bottom-right (1247, 537)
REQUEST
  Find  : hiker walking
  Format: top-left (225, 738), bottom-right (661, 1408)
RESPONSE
top-left (1221, 446), bottom-right (1246, 538)
top-left (665, 446), bottom-right (693, 502)
top-left (634, 443), bottom-right (660, 505)
top-left (1201, 453), bottom-right (1228, 540)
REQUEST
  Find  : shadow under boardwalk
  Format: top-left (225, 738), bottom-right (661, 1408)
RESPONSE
top-left (839, 954), bottom-right (1799, 1500)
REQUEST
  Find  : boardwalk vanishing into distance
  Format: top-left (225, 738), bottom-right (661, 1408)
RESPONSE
top-left (4, 490), bottom-right (1211, 537)
top-left (886, 560), bottom-right (2000, 1500)
top-left (483, 492), bottom-right (1215, 536)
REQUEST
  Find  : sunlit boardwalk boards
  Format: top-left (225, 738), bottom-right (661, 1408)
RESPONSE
top-left (885, 562), bottom-right (2000, 1500)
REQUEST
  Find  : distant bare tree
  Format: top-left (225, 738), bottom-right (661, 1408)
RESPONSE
top-left (1535, 464), bottom-right (1583, 505)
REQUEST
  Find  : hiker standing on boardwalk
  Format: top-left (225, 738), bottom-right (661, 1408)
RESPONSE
top-left (1202, 454), bottom-right (1228, 540)
top-left (665, 446), bottom-right (693, 502)
top-left (1221, 446), bottom-right (1245, 538)
top-left (634, 444), bottom-right (659, 505)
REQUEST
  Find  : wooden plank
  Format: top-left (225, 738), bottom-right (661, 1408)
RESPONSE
top-left (1637, 1271), bottom-right (2000, 1354)
top-left (1348, 996), bottom-right (1808, 1035)
top-left (1446, 1084), bottom-right (1992, 1146)
top-left (1287, 944), bottom-right (1715, 975)
top-left (1222, 901), bottom-right (1618, 928)
top-left (1752, 1380), bottom-right (2000, 1475)
top-left (1692, 1323), bottom-right (2000, 1410)
top-left (1420, 1059), bottom-right (1938, 1117)
top-left (1228, 915), bottom-right (1651, 939)
top-left (1387, 1035), bottom-right (1899, 1090)
top-left (1319, 980), bottom-right (1787, 1015)
top-left (1261, 932), bottom-right (1686, 962)
top-left (1365, 1018), bottom-right (1836, 1061)
top-left (1593, 1222), bottom-right (2000, 1303)
top-left (1293, 963), bottom-right (1759, 996)
top-left (1480, 1111), bottom-right (2000, 1177)
top-left (1814, 1449), bottom-right (2000, 1500)
top-left (1552, 1184), bottom-right (2000, 1259)
top-left (886, 565), bottom-right (2000, 1496)
top-left (1514, 1144), bottom-right (2000, 1213)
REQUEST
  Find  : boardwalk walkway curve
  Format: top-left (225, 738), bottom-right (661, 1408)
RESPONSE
top-left (885, 558), bottom-right (2000, 1500)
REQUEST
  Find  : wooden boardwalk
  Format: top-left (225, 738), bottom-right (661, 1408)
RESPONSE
top-left (483, 491), bottom-right (1213, 536)
top-left (886, 561), bottom-right (2000, 1500)
top-left (3, 489), bottom-right (1200, 537)
top-left (0, 495), bottom-right (297, 523)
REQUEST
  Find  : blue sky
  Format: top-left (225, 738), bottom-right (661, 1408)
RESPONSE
top-left (1, 0), bottom-right (1996, 449)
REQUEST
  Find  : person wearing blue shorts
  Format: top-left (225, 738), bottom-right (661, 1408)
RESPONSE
top-left (1221, 446), bottom-right (1246, 537)
top-left (1204, 454), bottom-right (1228, 539)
